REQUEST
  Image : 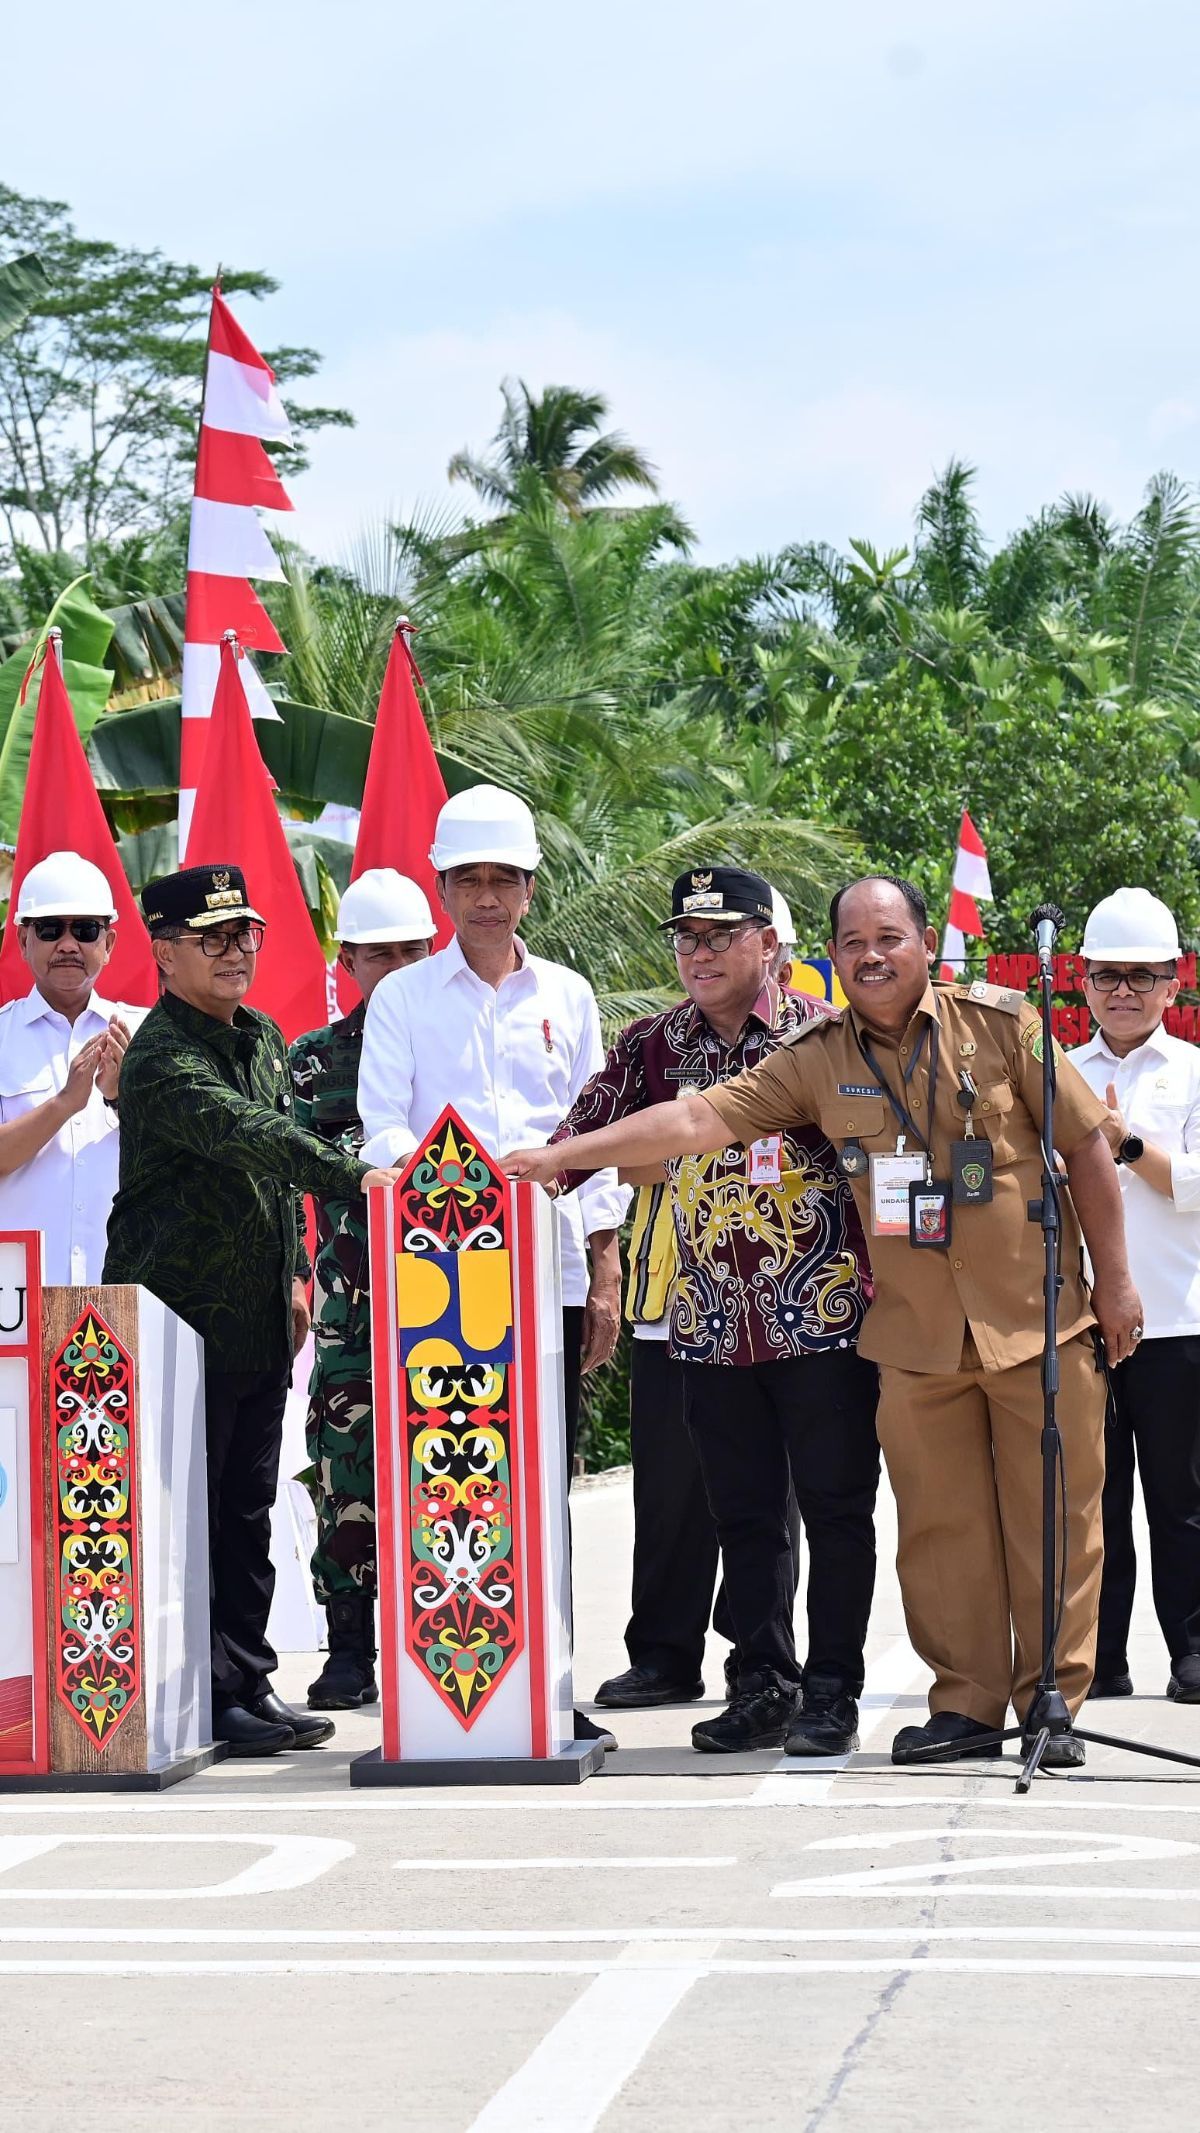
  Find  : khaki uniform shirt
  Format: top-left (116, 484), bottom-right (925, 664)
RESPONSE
top-left (705, 980), bottom-right (1109, 1375)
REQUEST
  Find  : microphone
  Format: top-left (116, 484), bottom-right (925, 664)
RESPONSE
top-left (1029, 902), bottom-right (1065, 967)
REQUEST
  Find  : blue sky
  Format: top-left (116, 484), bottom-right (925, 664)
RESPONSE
top-left (6, 0), bottom-right (1199, 565)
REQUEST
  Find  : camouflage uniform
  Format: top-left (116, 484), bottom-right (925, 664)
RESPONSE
top-left (290, 1003), bottom-right (376, 1602)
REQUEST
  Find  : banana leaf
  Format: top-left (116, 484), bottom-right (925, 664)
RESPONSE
top-left (0, 253), bottom-right (48, 344)
top-left (0, 576), bottom-right (116, 845)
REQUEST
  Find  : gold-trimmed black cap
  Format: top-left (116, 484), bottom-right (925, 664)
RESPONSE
top-left (142, 863), bottom-right (265, 933)
top-left (659, 866), bottom-right (774, 930)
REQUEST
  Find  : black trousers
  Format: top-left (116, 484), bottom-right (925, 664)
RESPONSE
top-left (625, 1341), bottom-right (803, 1679)
top-left (682, 1349), bottom-right (881, 1695)
top-left (1098, 1334), bottom-right (1200, 1672)
top-left (205, 1363), bottom-right (290, 1708)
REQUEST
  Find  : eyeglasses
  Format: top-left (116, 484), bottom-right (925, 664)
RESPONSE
top-left (184, 923), bottom-right (265, 958)
top-left (1087, 967), bottom-right (1174, 994)
top-left (27, 919), bottom-right (106, 943)
top-left (670, 922), bottom-right (760, 957)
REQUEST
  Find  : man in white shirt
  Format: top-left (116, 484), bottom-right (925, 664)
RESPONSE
top-left (358, 784), bottom-right (630, 1747)
top-left (1070, 885), bottom-right (1200, 1705)
top-left (0, 852), bottom-right (142, 1282)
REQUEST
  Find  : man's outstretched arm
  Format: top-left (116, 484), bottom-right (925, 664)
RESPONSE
top-left (503, 1091), bottom-right (733, 1187)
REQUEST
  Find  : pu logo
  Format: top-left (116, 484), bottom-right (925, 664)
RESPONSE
top-left (0, 1287), bottom-right (25, 1336)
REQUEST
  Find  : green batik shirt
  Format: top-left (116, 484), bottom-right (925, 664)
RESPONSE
top-left (104, 989), bottom-right (369, 1372)
top-left (289, 1002), bottom-right (370, 1347)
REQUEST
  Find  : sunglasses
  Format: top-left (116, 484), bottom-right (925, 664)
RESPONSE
top-left (27, 919), bottom-right (106, 943)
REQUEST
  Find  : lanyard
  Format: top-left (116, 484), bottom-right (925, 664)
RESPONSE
top-left (856, 1019), bottom-right (940, 1158)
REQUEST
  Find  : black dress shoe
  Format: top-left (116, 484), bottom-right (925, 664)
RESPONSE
top-left (594, 1666), bottom-right (704, 1709)
top-left (574, 1708), bottom-right (617, 1752)
top-left (892, 1711), bottom-right (1004, 1764)
top-left (1088, 1671), bottom-right (1134, 1699)
top-left (250, 1691), bottom-right (335, 1748)
top-left (213, 1704), bottom-right (295, 1757)
top-left (692, 1682), bottom-right (798, 1754)
top-left (1168, 1655), bottom-right (1200, 1702)
top-left (785, 1679), bottom-right (860, 1758)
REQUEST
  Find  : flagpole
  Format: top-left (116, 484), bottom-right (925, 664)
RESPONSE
top-left (46, 626), bottom-right (63, 675)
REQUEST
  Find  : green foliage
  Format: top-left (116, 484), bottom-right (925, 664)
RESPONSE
top-left (448, 379), bottom-right (659, 518)
top-left (0, 184), bottom-right (352, 564)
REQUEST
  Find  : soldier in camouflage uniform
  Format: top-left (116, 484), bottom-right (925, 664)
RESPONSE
top-left (290, 870), bottom-right (437, 1709)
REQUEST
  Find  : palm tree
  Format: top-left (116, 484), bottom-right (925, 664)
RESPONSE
top-left (447, 379), bottom-right (660, 518)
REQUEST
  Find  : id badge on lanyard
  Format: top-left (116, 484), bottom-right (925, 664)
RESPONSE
top-left (859, 1022), bottom-right (951, 1250)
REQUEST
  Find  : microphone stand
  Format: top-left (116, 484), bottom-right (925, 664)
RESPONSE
top-left (901, 907), bottom-right (1200, 1791)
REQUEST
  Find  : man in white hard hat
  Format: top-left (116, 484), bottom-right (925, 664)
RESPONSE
top-left (357, 785), bottom-right (629, 1750)
top-left (0, 851), bottom-right (143, 1281)
top-left (290, 871), bottom-right (437, 1710)
top-left (1070, 886), bottom-right (1200, 1705)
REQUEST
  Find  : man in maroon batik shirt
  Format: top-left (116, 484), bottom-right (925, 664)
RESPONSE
top-left (553, 867), bottom-right (879, 1757)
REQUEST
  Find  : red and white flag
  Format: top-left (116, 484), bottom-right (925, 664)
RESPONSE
top-left (179, 290), bottom-right (291, 855)
top-left (939, 809), bottom-right (992, 979)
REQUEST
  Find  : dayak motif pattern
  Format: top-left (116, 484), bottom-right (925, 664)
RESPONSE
top-left (51, 1308), bottom-right (140, 1749)
top-left (394, 1112), bottom-right (524, 1725)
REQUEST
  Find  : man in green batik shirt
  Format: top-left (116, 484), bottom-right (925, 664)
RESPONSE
top-left (290, 870), bottom-right (437, 1710)
top-left (104, 863), bottom-right (400, 1760)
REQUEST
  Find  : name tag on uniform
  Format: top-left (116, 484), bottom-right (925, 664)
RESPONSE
top-left (869, 1151), bottom-right (927, 1236)
top-left (951, 1139), bottom-right (993, 1204)
top-left (749, 1134), bottom-right (783, 1186)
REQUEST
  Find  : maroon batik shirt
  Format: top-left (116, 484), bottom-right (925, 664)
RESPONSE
top-left (555, 985), bottom-right (871, 1367)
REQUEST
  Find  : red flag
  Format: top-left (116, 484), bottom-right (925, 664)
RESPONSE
top-left (335, 622), bottom-right (451, 1010)
top-left (0, 646), bottom-right (157, 1007)
top-left (186, 637), bottom-right (328, 1041)
top-left (938, 808), bottom-right (993, 981)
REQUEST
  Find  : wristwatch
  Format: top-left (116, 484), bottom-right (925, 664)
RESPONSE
top-left (1116, 1133), bottom-right (1144, 1166)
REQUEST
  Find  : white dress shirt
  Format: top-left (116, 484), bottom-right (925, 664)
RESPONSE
top-left (0, 988), bottom-right (146, 1285)
top-left (1070, 1021), bottom-right (1200, 1338)
top-left (358, 934), bottom-right (628, 1307)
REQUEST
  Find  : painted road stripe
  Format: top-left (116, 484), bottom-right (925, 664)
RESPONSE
top-left (2, 1955), bottom-right (1200, 1979)
top-left (2, 1789), bottom-right (1200, 1816)
top-left (391, 1855), bottom-right (735, 1872)
top-left (6, 1923), bottom-right (1200, 1948)
top-left (464, 1942), bottom-right (717, 2133)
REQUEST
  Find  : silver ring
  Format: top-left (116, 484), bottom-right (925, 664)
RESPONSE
top-left (1131, 1325), bottom-right (1144, 1345)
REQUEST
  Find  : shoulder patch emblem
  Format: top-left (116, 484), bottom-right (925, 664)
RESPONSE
top-left (775, 1013), bottom-right (840, 1048)
top-left (953, 982), bottom-right (1026, 1016)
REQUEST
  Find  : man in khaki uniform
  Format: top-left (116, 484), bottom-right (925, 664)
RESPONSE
top-left (504, 875), bottom-right (1143, 1768)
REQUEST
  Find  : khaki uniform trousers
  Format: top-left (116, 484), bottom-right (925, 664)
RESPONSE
top-left (876, 1331), bottom-right (1106, 1728)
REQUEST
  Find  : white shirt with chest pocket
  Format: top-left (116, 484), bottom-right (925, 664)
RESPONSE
top-left (1070, 1022), bottom-right (1200, 1339)
top-left (0, 988), bottom-right (147, 1284)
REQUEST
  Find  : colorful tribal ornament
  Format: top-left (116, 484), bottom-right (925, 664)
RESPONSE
top-left (394, 1110), bottom-right (524, 1724)
top-left (51, 1307), bottom-right (140, 1749)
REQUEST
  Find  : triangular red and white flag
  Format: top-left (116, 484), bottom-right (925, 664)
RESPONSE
top-left (179, 289), bottom-right (292, 856)
top-left (0, 640), bottom-right (157, 1006)
top-left (334, 621), bottom-right (453, 1012)
top-left (185, 635), bottom-right (328, 1041)
top-left (939, 809), bottom-right (992, 980)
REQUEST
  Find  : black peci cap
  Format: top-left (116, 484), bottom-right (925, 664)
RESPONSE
top-left (142, 863), bottom-right (265, 934)
top-left (660, 866), bottom-right (774, 930)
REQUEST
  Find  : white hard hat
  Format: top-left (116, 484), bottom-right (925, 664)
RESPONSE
top-left (770, 887), bottom-right (796, 949)
top-left (1080, 887), bottom-right (1181, 963)
top-left (16, 851), bottom-right (118, 922)
top-left (335, 869), bottom-right (436, 945)
top-left (429, 785), bottom-right (542, 873)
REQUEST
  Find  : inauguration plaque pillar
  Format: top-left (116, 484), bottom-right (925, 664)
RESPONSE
top-left (353, 1107), bottom-right (600, 1785)
top-left (0, 1238), bottom-right (216, 1790)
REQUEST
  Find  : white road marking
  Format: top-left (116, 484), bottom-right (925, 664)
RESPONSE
top-left (0, 1833), bottom-right (352, 1900)
top-left (1, 1955), bottom-right (1200, 1979)
top-left (755, 1641), bottom-right (929, 1804)
top-left (7, 1923), bottom-right (1200, 1948)
top-left (391, 1855), bottom-right (735, 1873)
top-left (4, 1788), bottom-right (1200, 1818)
top-left (772, 1824), bottom-right (1196, 1893)
top-left (463, 1941), bottom-right (718, 2133)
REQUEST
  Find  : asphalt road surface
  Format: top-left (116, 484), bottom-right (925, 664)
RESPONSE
top-left (4, 1470), bottom-right (1199, 2132)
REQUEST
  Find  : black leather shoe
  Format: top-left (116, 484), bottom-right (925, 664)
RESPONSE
top-left (1021, 1728), bottom-right (1086, 1769)
top-left (692, 1682), bottom-right (798, 1754)
top-left (213, 1704), bottom-right (295, 1757)
top-left (574, 1708), bottom-right (617, 1752)
top-left (250, 1691), bottom-right (335, 1748)
top-left (594, 1665), bottom-right (704, 1709)
top-left (1168, 1655), bottom-right (1200, 1702)
top-left (785, 1679), bottom-right (860, 1757)
top-left (892, 1711), bottom-right (1004, 1764)
top-left (1088, 1671), bottom-right (1134, 1699)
